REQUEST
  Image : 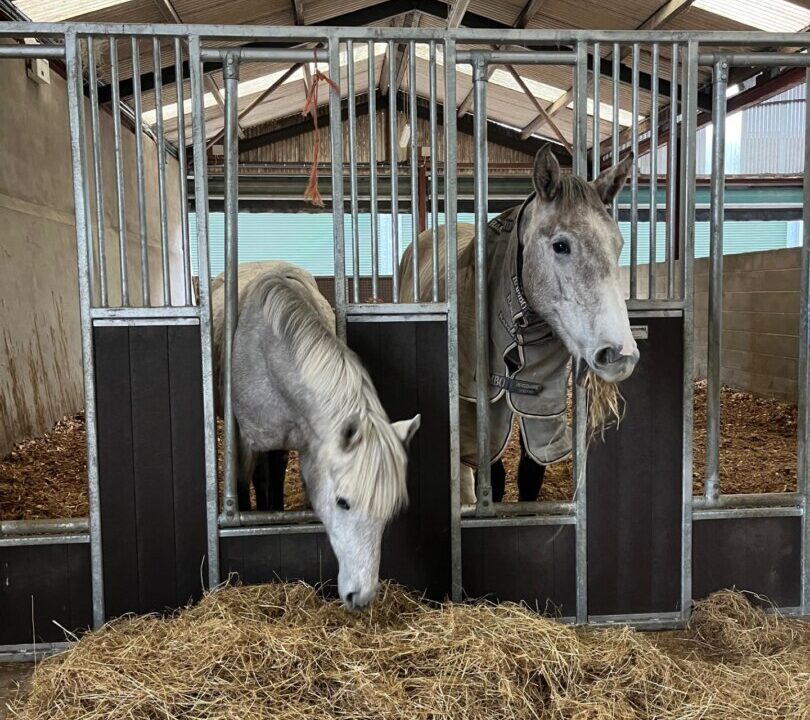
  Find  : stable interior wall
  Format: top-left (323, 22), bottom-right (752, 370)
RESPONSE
top-left (0, 52), bottom-right (184, 456)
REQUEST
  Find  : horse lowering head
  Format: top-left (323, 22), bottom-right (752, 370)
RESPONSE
top-left (300, 408), bottom-right (420, 611)
top-left (519, 146), bottom-right (639, 383)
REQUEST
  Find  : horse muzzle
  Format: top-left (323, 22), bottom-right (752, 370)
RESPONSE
top-left (589, 344), bottom-right (640, 383)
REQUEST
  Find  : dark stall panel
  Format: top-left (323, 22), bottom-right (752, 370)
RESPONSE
top-left (693, 516), bottom-right (801, 608)
top-left (0, 543), bottom-right (92, 645)
top-left (587, 316), bottom-right (684, 616)
top-left (461, 524), bottom-right (576, 615)
top-left (347, 319), bottom-right (451, 600)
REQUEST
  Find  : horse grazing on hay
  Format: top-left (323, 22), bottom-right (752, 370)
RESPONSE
top-left (212, 261), bottom-right (420, 610)
top-left (400, 146), bottom-right (639, 504)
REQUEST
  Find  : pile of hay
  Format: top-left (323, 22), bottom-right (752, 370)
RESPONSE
top-left (9, 584), bottom-right (809, 719)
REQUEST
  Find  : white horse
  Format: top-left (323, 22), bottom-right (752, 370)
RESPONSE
top-left (212, 261), bottom-right (420, 610)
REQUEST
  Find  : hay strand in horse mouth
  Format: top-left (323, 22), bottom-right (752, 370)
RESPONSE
top-left (10, 583), bottom-right (809, 720)
top-left (584, 370), bottom-right (625, 442)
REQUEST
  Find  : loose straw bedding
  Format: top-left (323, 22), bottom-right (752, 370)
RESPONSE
top-left (9, 583), bottom-right (810, 719)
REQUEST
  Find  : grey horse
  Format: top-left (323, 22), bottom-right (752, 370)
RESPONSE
top-left (400, 147), bottom-right (639, 503)
top-left (212, 261), bottom-right (420, 610)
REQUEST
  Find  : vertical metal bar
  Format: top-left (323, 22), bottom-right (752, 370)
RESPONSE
top-left (87, 38), bottom-right (107, 307)
top-left (705, 58), bottom-right (727, 503)
top-left (65, 31), bottom-right (105, 628)
top-left (800, 68), bottom-right (810, 615)
top-left (368, 40), bottom-right (379, 301)
top-left (222, 50), bottom-right (241, 523)
top-left (347, 40), bottom-right (360, 302)
top-left (444, 39), bottom-right (462, 602)
top-left (109, 37), bottom-right (129, 306)
top-left (667, 42), bottom-right (679, 300)
top-left (329, 39), bottom-right (348, 339)
top-left (591, 42), bottom-right (600, 180)
top-left (611, 42), bottom-right (620, 219)
top-left (429, 40), bottom-right (439, 302)
top-left (175, 37), bottom-right (192, 306)
top-left (629, 42), bottom-right (640, 300)
top-left (472, 54), bottom-right (493, 518)
top-left (679, 40), bottom-right (699, 621)
top-left (131, 38), bottom-right (150, 306)
top-left (153, 37), bottom-right (171, 306)
top-left (388, 39), bottom-right (400, 304)
top-left (189, 35), bottom-right (220, 585)
top-left (573, 41), bottom-right (589, 625)
top-left (649, 43), bottom-right (659, 300)
top-left (409, 41), bottom-right (420, 302)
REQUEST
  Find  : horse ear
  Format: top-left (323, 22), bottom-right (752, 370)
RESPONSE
top-left (391, 414), bottom-right (421, 447)
top-left (593, 152), bottom-right (634, 204)
top-left (341, 413), bottom-right (363, 452)
top-left (532, 145), bottom-right (560, 201)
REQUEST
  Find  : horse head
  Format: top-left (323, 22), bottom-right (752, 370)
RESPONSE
top-left (519, 146), bottom-right (639, 384)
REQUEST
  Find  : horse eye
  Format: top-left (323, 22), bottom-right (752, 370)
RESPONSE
top-left (336, 497), bottom-right (350, 510)
top-left (552, 239), bottom-right (571, 255)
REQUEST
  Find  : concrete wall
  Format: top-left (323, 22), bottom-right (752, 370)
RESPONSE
top-left (626, 247), bottom-right (801, 403)
top-left (0, 54), bottom-right (184, 456)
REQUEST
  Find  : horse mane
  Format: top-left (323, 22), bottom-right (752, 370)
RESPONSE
top-left (254, 272), bottom-right (408, 520)
top-left (553, 174), bottom-right (604, 211)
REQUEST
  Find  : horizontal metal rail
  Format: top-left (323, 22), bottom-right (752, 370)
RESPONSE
top-left (231, 509), bottom-right (320, 526)
top-left (219, 523), bottom-right (325, 537)
top-left (461, 500), bottom-right (575, 517)
top-left (1, 518), bottom-right (89, 535)
top-left (345, 303), bottom-right (448, 315)
top-left (456, 50), bottom-right (576, 65)
top-left (90, 306), bottom-right (200, 319)
top-left (694, 506), bottom-right (804, 521)
top-left (699, 52), bottom-right (810, 67)
top-left (692, 492), bottom-right (804, 509)
top-left (0, 44), bottom-right (64, 58)
top-left (200, 48), bottom-right (327, 63)
top-left (0, 533), bottom-right (89, 547)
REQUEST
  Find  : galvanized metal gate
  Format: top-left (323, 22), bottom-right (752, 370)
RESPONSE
top-left (1, 23), bottom-right (809, 659)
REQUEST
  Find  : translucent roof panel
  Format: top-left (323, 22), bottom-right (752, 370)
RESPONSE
top-left (13, 0), bottom-right (132, 21)
top-left (693, 0), bottom-right (810, 32)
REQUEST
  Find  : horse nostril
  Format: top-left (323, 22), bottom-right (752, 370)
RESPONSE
top-left (594, 346), bottom-right (621, 367)
top-left (345, 591), bottom-right (357, 607)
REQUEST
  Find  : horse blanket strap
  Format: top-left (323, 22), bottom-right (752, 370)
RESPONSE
top-left (458, 199), bottom-right (572, 467)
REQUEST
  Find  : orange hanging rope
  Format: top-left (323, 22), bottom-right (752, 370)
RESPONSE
top-left (302, 49), bottom-right (340, 208)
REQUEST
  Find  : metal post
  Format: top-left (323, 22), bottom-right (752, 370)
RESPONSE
top-left (573, 41), bottom-right (589, 624)
top-left (87, 38), bottom-right (107, 307)
top-left (680, 40), bottom-right (699, 620)
top-left (472, 53), bottom-right (493, 518)
top-left (65, 31), bottom-right (105, 628)
top-left (409, 42), bottom-right (420, 302)
top-left (222, 50), bottom-right (240, 523)
top-left (611, 42), bottom-right (620, 219)
top-left (175, 37), bottom-right (192, 306)
top-left (388, 39), bottom-right (400, 303)
top-left (347, 40), bottom-right (360, 302)
top-left (799, 68), bottom-right (810, 614)
top-left (329, 39), bottom-right (347, 339)
top-left (368, 40), bottom-right (379, 301)
top-left (649, 43), bottom-right (659, 300)
top-left (705, 57), bottom-right (727, 503)
top-left (444, 39), bottom-right (462, 601)
top-left (429, 40), bottom-right (439, 301)
top-left (109, 37), bottom-right (129, 306)
top-left (153, 37), bottom-right (171, 306)
top-left (667, 42), bottom-right (679, 300)
top-left (189, 35), bottom-right (220, 586)
top-left (591, 42), bottom-right (600, 180)
top-left (132, 37), bottom-right (150, 306)
top-left (629, 42), bottom-right (639, 300)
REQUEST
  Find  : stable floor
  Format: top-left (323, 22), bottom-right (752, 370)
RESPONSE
top-left (0, 663), bottom-right (32, 719)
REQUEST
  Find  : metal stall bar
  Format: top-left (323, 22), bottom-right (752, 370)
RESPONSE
top-left (347, 40), bottom-right (361, 302)
top-left (611, 42), bottom-right (620, 219)
top-left (329, 38), bottom-right (347, 339)
top-left (629, 43), bottom-right (640, 300)
top-left (388, 40), bottom-right (400, 304)
top-left (153, 37), bottom-right (171, 306)
top-left (409, 41), bottom-right (420, 302)
top-left (369, 40), bottom-right (380, 301)
top-left (189, 35), bottom-right (220, 585)
top-left (591, 42), bottom-right (600, 180)
top-left (573, 41), bottom-right (589, 624)
top-left (472, 52), bottom-right (493, 518)
top-left (87, 38), bottom-right (108, 307)
top-left (800, 68), bottom-right (810, 615)
top-left (109, 37), bottom-right (129, 307)
top-left (679, 40), bottom-right (699, 620)
top-left (429, 40), bottom-right (439, 302)
top-left (667, 43), bottom-right (678, 300)
top-left (132, 38), bottom-right (151, 307)
top-left (65, 30), bottom-right (105, 628)
top-left (649, 43), bottom-right (659, 300)
top-left (704, 57), bottom-right (728, 504)
top-left (175, 37), bottom-right (192, 306)
top-left (221, 50), bottom-right (241, 525)
top-left (444, 38), bottom-right (462, 601)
